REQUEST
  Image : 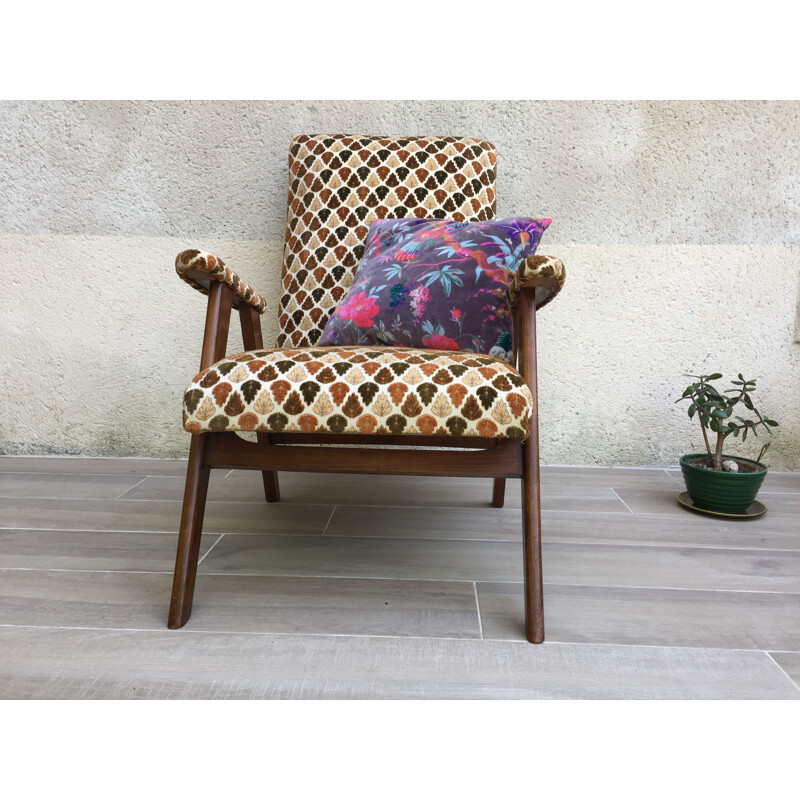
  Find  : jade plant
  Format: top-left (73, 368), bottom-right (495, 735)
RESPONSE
top-left (676, 373), bottom-right (778, 472)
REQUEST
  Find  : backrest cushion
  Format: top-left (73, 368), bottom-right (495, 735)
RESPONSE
top-left (277, 134), bottom-right (497, 348)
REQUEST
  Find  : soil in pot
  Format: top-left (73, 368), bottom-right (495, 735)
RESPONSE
top-left (686, 457), bottom-right (761, 473)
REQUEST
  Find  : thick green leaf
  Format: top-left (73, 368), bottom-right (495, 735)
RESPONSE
top-left (707, 373), bottom-right (723, 380)
top-left (688, 403), bottom-right (696, 418)
top-left (766, 419), bottom-right (779, 426)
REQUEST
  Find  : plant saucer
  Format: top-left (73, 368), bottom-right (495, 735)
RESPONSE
top-left (677, 491), bottom-right (767, 519)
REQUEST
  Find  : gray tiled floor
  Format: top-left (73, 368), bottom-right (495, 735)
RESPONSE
top-left (0, 455), bottom-right (799, 699)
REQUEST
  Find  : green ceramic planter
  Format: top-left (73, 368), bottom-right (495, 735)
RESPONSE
top-left (679, 453), bottom-right (767, 514)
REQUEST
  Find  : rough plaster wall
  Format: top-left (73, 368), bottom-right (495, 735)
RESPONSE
top-left (2, 101), bottom-right (799, 468)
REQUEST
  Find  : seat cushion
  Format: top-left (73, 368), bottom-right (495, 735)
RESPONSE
top-left (183, 347), bottom-right (533, 440)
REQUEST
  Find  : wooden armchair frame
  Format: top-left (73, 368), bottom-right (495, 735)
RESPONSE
top-left (169, 271), bottom-right (557, 643)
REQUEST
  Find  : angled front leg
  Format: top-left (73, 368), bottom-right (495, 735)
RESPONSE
top-left (169, 282), bottom-right (233, 629)
top-left (169, 434), bottom-right (210, 628)
top-left (239, 304), bottom-right (280, 502)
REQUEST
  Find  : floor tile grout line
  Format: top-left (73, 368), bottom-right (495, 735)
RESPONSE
top-left (0, 458), bottom-right (785, 471)
top-left (320, 535), bottom-right (800, 552)
top-left (193, 576), bottom-right (800, 594)
top-left (611, 488), bottom-right (635, 514)
top-left (28, 493), bottom-right (798, 512)
top-left (99, 527), bottom-right (800, 555)
top-left (480, 636), bottom-right (800, 654)
top-left (0, 622), bottom-right (489, 642)
top-left (0, 620), bottom-right (794, 657)
top-left (763, 651), bottom-right (800, 694)
top-left (10, 497), bottom-right (798, 514)
top-left (320, 506), bottom-right (337, 536)
top-left (0, 470), bottom-right (186, 477)
top-left (473, 582), bottom-right (484, 640)
top-left (4, 525), bottom-right (800, 552)
top-left (7, 565), bottom-right (798, 595)
top-left (197, 534), bottom-right (225, 565)
top-left (112, 476), bottom-right (150, 500)
top-left (107, 497), bottom-right (646, 510)
top-left (14, 465), bottom-right (791, 480)
top-left (530, 638), bottom-right (794, 655)
top-left (9, 491), bottom-right (800, 504)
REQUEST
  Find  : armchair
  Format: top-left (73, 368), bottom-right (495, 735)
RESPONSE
top-left (169, 135), bottom-right (565, 643)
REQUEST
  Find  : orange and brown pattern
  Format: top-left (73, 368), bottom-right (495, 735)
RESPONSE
top-left (511, 255), bottom-right (566, 310)
top-left (176, 249), bottom-right (267, 314)
top-left (277, 135), bottom-right (498, 349)
top-left (183, 347), bottom-right (533, 440)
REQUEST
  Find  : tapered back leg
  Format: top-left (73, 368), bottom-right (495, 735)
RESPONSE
top-left (492, 478), bottom-right (506, 508)
top-left (239, 304), bottom-right (281, 503)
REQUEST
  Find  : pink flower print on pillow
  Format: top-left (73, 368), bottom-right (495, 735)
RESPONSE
top-left (337, 292), bottom-right (380, 328)
top-left (422, 333), bottom-right (460, 351)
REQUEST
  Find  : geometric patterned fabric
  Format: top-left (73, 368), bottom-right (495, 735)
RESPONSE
top-left (183, 346), bottom-right (533, 440)
top-left (175, 249), bottom-right (268, 313)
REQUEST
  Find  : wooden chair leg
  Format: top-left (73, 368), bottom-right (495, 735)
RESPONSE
top-left (168, 435), bottom-right (211, 629)
top-left (256, 432), bottom-right (280, 502)
top-left (239, 303), bottom-right (280, 503)
top-left (491, 478), bottom-right (506, 508)
top-left (522, 433), bottom-right (544, 643)
top-left (515, 289), bottom-right (544, 643)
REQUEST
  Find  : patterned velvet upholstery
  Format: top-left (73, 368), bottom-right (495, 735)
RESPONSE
top-left (176, 249), bottom-right (267, 313)
top-left (183, 347), bottom-right (533, 440)
top-left (277, 134), bottom-right (498, 348)
top-left (512, 255), bottom-right (566, 310)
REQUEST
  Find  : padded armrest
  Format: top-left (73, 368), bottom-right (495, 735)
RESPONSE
top-left (510, 254), bottom-right (566, 310)
top-left (175, 249), bottom-right (267, 314)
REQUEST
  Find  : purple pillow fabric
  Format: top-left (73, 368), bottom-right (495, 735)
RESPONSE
top-left (318, 217), bottom-right (551, 361)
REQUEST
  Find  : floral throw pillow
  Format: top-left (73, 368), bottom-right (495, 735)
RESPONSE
top-left (319, 217), bottom-right (550, 362)
top-left (318, 217), bottom-right (550, 361)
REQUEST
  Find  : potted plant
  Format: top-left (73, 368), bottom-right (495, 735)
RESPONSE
top-left (675, 372), bottom-right (778, 514)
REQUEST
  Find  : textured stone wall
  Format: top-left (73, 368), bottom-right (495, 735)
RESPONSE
top-left (2, 101), bottom-right (799, 468)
